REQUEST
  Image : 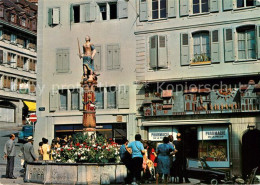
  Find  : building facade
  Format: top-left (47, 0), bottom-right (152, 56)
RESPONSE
top-left (135, 0), bottom-right (260, 176)
top-left (36, 0), bottom-right (137, 146)
top-left (0, 0), bottom-right (37, 126)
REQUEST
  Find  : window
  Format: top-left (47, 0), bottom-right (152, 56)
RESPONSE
top-left (30, 81), bottom-right (36, 93)
top-left (98, 2), bottom-right (127, 20)
top-left (10, 34), bottom-right (16, 44)
top-left (0, 30), bottom-right (2, 39)
top-left (73, 5), bottom-right (80, 23)
top-left (0, 50), bottom-right (3, 64)
top-left (107, 44), bottom-right (120, 70)
top-left (10, 14), bottom-right (16, 23)
top-left (193, 0), bottom-right (209, 14)
top-left (192, 32), bottom-right (210, 62)
top-left (152, 0), bottom-right (166, 19)
top-left (237, 27), bottom-right (256, 60)
top-left (95, 87), bottom-right (104, 109)
top-left (99, 4), bottom-right (107, 20)
top-left (71, 89), bottom-right (80, 110)
top-left (56, 49), bottom-right (70, 73)
top-left (237, 0), bottom-right (255, 8)
top-left (107, 87), bottom-right (116, 109)
top-left (109, 3), bottom-right (117, 19)
top-left (48, 8), bottom-right (60, 26)
top-left (10, 53), bottom-right (16, 68)
top-left (149, 35), bottom-right (168, 69)
top-left (21, 18), bottom-right (26, 27)
top-left (23, 57), bottom-right (29, 71)
top-left (59, 90), bottom-right (67, 110)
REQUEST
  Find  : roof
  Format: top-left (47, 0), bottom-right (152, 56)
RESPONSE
top-left (1, 0), bottom-right (37, 17)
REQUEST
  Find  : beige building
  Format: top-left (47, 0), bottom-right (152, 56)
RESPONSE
top-left (0, 0), bottom-right (37, 127)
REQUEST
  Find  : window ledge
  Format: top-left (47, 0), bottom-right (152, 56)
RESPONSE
top-left (188, 12), bottom-right (211, 18)
top-left (233, 6), bottom-right (256, 12)
top-left (147, 68), bottom-right (170, 72)
top-left (190, 61), bottom-right (211, 66)
top-left (233, 59), bottom-right (258, 64)
top-left (147, 18), bottom-right (168, 23)
top-left (54, 71), bottom-right (72, 75)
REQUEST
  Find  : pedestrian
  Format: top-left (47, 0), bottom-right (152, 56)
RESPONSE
top-left (38, 142), bottom-right (43, 160)
top-left (168, 135), bottom-right (177, 182)
top-left (156, 137), bottom-right (176, 183)
top-left (119, 137), bottom-right (133, 184)
top-left (127, 134), bottom-right (145, 184)
top-left (60, 135), bottom-right (68, 146)
top-left (42, 138), bottom-right (51, 160)
top-left (173, 133), bottom-right (190, 183)
top-left (4, 134), bottom-right (16, 179)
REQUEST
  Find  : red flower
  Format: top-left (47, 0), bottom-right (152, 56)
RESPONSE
top-left (108, 149), bottom-right (110, 151)
top-left (109, 138), bottom-right (112, 141)
top-left (67, 149), bottom-right (71, 151)
top-left (94, 148), bottom-right (97, 150)
top-left (83, 142), bottom-right (87, 145)
top-left (61, 149), bottom-right (64, 152)
top-left (102, 146), bottom-right (105, 149)
top-left (76, 143), bottom-right (80, 146)
top-left (79, 146), bottom-right (82, 148)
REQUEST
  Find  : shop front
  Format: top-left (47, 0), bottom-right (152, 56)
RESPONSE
top-left (145, 119), bottom-right (230, 168)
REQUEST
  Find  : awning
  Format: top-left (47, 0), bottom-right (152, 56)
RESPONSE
top-left (24, 101), bottom-right (36, 112)
top-left (142, 119), bottom-right (230, 126)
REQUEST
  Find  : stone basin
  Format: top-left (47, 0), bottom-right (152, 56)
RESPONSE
top-left (25, 161), bottom-right (127, 184)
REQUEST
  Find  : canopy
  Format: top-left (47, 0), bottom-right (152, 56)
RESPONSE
top-left (24, 101), bottom-right (36, 112)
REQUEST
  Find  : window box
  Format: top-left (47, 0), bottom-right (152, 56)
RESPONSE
top-left (190, 61), bottom-right (211, 65)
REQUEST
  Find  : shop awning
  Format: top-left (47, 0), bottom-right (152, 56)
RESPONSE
top-left (142, 119), bottom-right (230, 126)
top-left (24, 101), bottom-right (36, 112)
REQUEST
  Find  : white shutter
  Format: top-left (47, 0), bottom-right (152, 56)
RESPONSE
top-left (118, 0), bottom-right (128, 18)
top-left (80, 4), bottom-right (86, 22)
top-left (49, 90), bottom-right (59, 112)
top-left (158, 35), bottom-right (168, 68)
top-left (52, 8), bottom-right (60, 25)
top-left (86, 2), bottom-right (96, 22)
top-left (3, 50), bottom-right (7, 64)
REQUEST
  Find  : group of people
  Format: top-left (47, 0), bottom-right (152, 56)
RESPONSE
top-left (120, 133), bottom-right (190, 184)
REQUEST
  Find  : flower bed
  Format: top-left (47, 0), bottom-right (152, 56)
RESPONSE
top-left (52, 133), bottom-right (121, 163)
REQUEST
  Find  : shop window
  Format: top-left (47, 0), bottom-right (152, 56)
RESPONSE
top-left (59, 90), bottom-right (68, 110)
top-left (95, 87), bottom-right (104, 109)
top-left (237, 0), bottom-right (255, 8)
top-left (71, 89), bottom-right (80, 110)
top-left (192, 32), bottom-right (210, 62)
top-left (149, 35), bottom-right (168, 69)
top-left (107, 87), bottom-right (116, 109)
top-left (193, 0), bottom-right (209, 14)
top-left (237, 26), bottom-right (256, 60)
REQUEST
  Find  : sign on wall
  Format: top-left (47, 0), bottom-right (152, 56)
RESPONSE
top-left (197, 126), bottom-right (228, 140)
top-left (149, 127), bottom-right (178, 141)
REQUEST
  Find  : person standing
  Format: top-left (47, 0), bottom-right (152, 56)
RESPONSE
top-left (41, 138), bottom-right (51, 160)
top-left (4, 134), bottom-right (16, 179)
top-left (156, 137), bottom-right (176, 183)
top-left (38, 142), bottom-right (43, 160)
top-left (173, 133), bottom-right (190, 183)
top-left (21, 136), bottom-right (38, 164)
top-left (127, 134), bottom-right (145, 184)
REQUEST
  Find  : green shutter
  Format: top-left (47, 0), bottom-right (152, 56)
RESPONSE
top-left (158, 35), bottom-right (168, 68)
top-left (95, 88), bottom-right (104, 109)
top-left (211, 30), bottom-right (220, 63)
top-left (70, 4), bottom-right (74, 23)
top-left (167, 0), bottom-right (176, 18)
top-left (150, 35), bottom-right (158, 68)
top-left (80, 4), bottom-right (86, 22)
top-left (107, 45), bottom-right (113, 70)
top-left (49, 90), bottom-right (59, 112)
top-left (118, 85), bottom-right (129, 109)
top-left (180, 0), bottom-right (189, 17)
top-left (86, 2), bottom-right (96, 22)
top-left (113, 45), bottom-right (120, 69)
top-left (79, 87), bottom-right (83, 110)
top-left (224, 28), bottom-right (235, 62)
top-left (210, 0), bottom-right (219, 12)
top-left (62, 49), bottom-right (70, 72)
top-left (94, 46), bottom-right (101, 71)
top-left (56, 49), bottom-right (63, 72)
top-left (140, 0), bottom-right (148, 21)
top-left (48, 8), bottom-right (53, 26)
top-left (118, 0), bottom-right (128, 19)
top-left (52, 8), bottom-right (60, 24)
top-left (256, 0), bottom-right (260, 6)
top-left (180, 33), bottom-right (190, 66)
top-left (223, 0), bottom-right (233, 11)
top-left (257, 25), bottom-right (260, 59)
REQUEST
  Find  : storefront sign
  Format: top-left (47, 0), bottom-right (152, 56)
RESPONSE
top-left (148, 127), bottom-right (178, 141)
top-left (198, 127), bottom-right (228, 140)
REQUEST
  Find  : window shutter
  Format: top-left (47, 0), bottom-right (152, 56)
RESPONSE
top-left (0, 50), bottom-right (3, 64)
top-left (118, 85), bottom-right (129, 109)
top-left (210, 0), bottom-right (219, 12)
top-left (257, 25), bottom-right (260, 59)
top-left (118, 0), bottom-right (128, 19)
top-left (48, 8), bottom-right (53, 26)
top-left (257, 0), bottom-right (260, 6)
top-left (224, 28), bottom-right (235, 62)
top-left (140, 0), bottom-right (148, 21)
top-left (113, 45), bottom-right (120, 69)
top-left (158, 35), bottom-right (168, 68)
top-left (80, 4), bottom-right (86, 22)
top-left (223, 0), bottom-right (233, 11)
top-left (107, 45), bottom-right (113, 70)
top-left (62, 49), bottom-right (70, 72)
top-left (167, 0), bottom-right (176, 18)
top-left (94, 46), bottom-right (101, 71)
top-left (211, 30), bottom-right (220, 63)
top-left (49, 90), bottom-right (59, 112)
top-left (56, 50), bottom-right (63, 72)
top-left (180, 0), bottom-right (189, 17)
top-left (79, 87), bottom-right (83, 110)
top-left (107, 89), bottom-right (112, 109)
top-left (86, 2), bottom-right (96, 22)
top-left (70, 4), bottom-right (74, 23)
top-left (95, 89), bottom-right (104, 109)
top-left (3, 51), bottom-right (7, 64)
top-left (52, 8), bottom-right (60, 24)
top-left (149, 35), bottom-right (158, 68)
top-left (180, 33), bottom-right (190, 66)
